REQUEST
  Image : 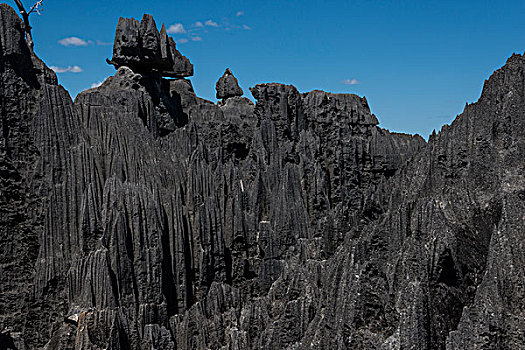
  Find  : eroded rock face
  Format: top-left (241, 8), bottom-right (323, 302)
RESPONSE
top-left (216, 68), bottom-right (244, 100)
top-left (1, 6), bottom-right (525, 350)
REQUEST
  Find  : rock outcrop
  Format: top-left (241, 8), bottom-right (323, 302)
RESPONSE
top-left (107, 14), bottom-right (193, 77)
top-left (1, 6), bottom-right (525, 350)
top-left (216, 68), bottom-right (243, 100)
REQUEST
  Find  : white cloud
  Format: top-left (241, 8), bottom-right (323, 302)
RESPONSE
top-left (342, 78), bottom-right (360, 85)
top-left (50, 65), bottom-right (84, 73)
top-left (167, 23), bottom-right (186, 34)
top-left (96, 40), bottom-right (112, 46)
top-left (90, 81), bottom-right (103, 88)
top-left (69, 66), bottom-right (83, 73)
top-left (243, 24), bottom-right (252, 30)
top-left (191, 36), bottom-right (202, 41)
top-left (178, 38), bottom-right (189, 44)
top-left (50, 66), bottom-right (68, 73)
top-left (205, 19), bottom-right (218, 27)
top-left (236, 11), bottom-right (244, 17)
top-left (58, 36), bottom-right (89, 47)
top-left (194, 21), bottom-right (204, 27)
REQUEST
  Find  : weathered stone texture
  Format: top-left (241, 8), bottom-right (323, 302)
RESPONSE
top-left (1, 7), bottom-right (525, 350)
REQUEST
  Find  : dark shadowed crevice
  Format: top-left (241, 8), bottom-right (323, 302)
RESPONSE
top-left (181, 213), bottom-right (195, 308)
top-left (117, 321), bottom-right (131, 350)
top-left (168, 91), bottom-right (188, 128)
top-left (429, 199), bottom-right (502, 349)
top-left (0, 332), bottom-right (17, 350)
top-left (436, 249), bottom-right (459, 287)
top-left (107, 265), bottom-right (120, 307)
top-left (383, 168), bottom-right (397, 178)
top-left (160, 206), bottom-right (178, 317)
top-left (225, 142), bottom-right (249, 160)
top-left (137, 100), bottom-right (148, 128)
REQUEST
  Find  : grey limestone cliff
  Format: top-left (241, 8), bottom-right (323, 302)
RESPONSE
top-left (1, 5), bottom-right (524, 350)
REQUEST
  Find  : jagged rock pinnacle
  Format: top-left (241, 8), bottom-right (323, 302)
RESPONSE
top-left (107, 14), bottom-right (193, 78)
top-left (216, 68), bottom-right (243, 100)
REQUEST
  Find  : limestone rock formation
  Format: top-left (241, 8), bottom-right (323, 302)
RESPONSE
top-left (107, 14), bottom-right (193, 77)
top-left (1, 5), bottom-right (525, 350)
top-left (216, 68), bottom-right (244, 100)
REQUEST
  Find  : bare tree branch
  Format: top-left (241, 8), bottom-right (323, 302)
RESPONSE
top-left (12, 0), bottom-right (44, 52)
top-left (28, 0), bottom-right (44, 15)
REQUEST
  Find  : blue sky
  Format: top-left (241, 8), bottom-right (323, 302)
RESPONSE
top-left (4, 0), bottom-right (525, 138)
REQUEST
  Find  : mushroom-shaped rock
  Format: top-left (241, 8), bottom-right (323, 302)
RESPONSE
top-left (108, 14), bottom-right (193, 78)
top-left (216, 68), bottom-right (243, 100)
